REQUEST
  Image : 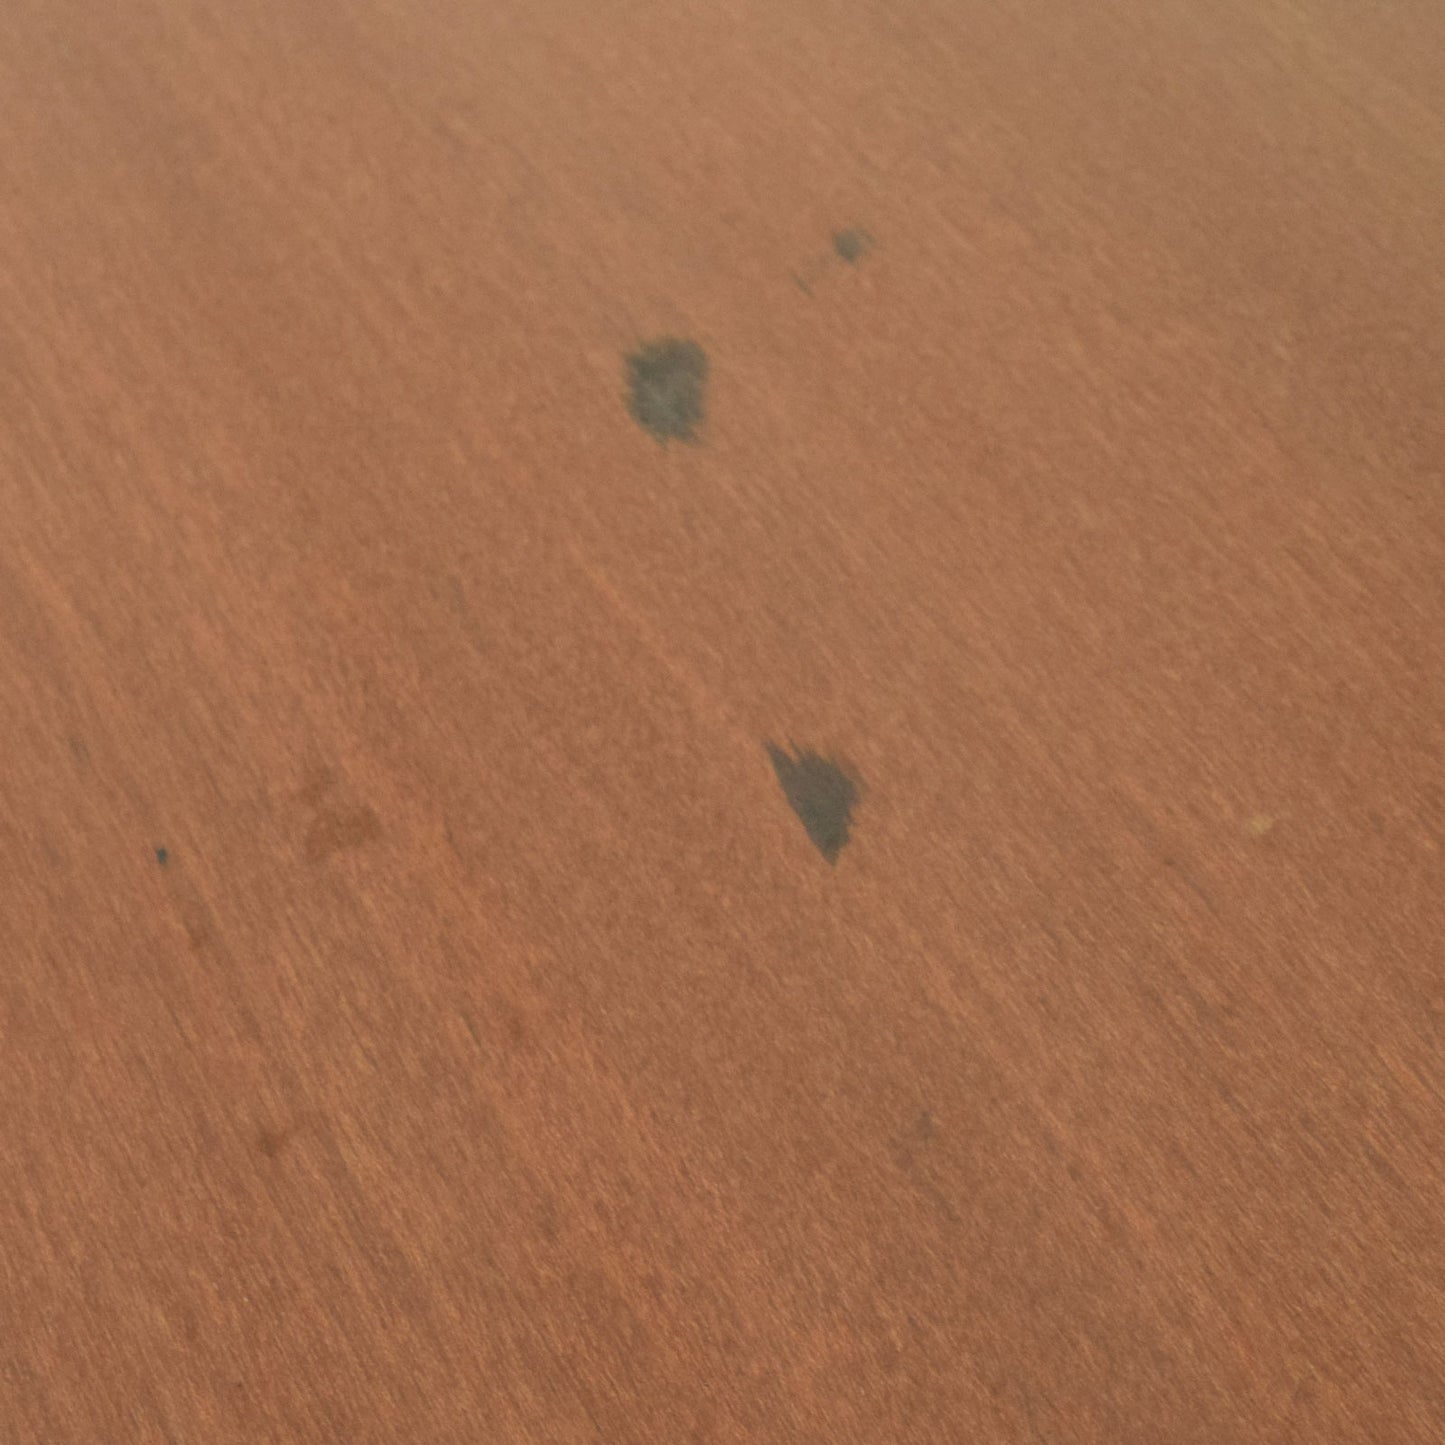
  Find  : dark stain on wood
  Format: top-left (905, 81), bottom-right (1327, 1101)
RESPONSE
top-left (305, 806), bottom-right (382, 863)
top-left (625, 338), bottom-right (708, 443)
top-left (766, 743), bottom-right (860, 863)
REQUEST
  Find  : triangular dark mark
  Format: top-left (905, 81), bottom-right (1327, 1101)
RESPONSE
top-left (766, 743), bottom-right (860, 863)
top-left (625, 338), bottom-right (707, 444)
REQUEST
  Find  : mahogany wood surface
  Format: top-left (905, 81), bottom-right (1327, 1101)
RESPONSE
top-left (3, 1), bottom-right (1443, 1439)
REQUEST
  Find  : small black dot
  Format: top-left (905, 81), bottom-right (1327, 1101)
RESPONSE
top-left (154, 846), bottom-right (169, 866)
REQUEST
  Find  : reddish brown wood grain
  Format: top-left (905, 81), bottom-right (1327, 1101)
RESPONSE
top-left (2, 1), bottom-right (1443, 1439)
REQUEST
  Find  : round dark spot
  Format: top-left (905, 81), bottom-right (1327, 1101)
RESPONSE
top-left (832, 228), bottom-right (872, 264)
top-left (625, 338), bottom-right (708, 444)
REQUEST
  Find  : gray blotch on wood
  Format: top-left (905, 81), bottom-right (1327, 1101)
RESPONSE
top-left (625, 338), bottom-right (708, 444)
top-left (766, 743), bottom-right (860, 863)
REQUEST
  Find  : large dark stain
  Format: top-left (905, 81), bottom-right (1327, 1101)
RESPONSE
top-left (832, 227), bottom-right (873, 264)
top-left (766, 743), bottom-right (860, 863)
top-left (625, 338), bottom-right (707, 443)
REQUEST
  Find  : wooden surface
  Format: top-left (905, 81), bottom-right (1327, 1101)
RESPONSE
top-left (3, 1), bottom-right (1444, 1439)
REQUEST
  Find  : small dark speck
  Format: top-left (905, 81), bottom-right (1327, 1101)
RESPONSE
top-left (154, 846), bottom-right (169, 866)
top-left (766, 742), bottom-right (861, 863)
top-left (625, 338), bottom-right (707, 444)
top-left (832, 228), bottom-right (873, 264)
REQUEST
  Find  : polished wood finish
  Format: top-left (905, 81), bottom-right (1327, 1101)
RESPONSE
top-left (3, 2), bottom-right (1443, 1438)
